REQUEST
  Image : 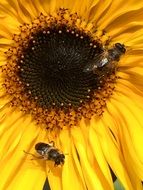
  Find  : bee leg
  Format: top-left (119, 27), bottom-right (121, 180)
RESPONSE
top-left (54, 163), bottom-right (58, 167)
top-left (30, 156), bottom-right (44, 160)
top-left (23, 150), bottom-right (35, 157)
top-left (23, 150), bottom-right (43, 160)
top-left (49, 141), bottom-right (55, 147)
top-left (47, 168), bottom-right (51, 173)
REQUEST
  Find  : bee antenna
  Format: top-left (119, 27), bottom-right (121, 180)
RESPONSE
top-left (23, 150), bottom-right (31, 155)
top-left (23, 150), bottom-right (36, 157)
top-left (125, 46), bottom-right (133, 52)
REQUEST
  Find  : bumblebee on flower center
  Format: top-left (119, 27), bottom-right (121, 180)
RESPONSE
top-left (1, 8), bottom-right (125, 131)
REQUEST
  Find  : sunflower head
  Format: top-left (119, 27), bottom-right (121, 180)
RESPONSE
top-left (0, 1), bottom-right (143, 190)
top-left (1, 8), bottom-right (119, 133)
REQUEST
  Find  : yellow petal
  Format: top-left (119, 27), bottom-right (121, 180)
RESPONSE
top-left (89, 125), bottom-right (114, 189)
top-left (94, 115), bottom-right (134, 190)
top-left (0, 116), bottom-right (46, 190)
top-left (71, 125), bottom-right (113, 190)
top-left (59, 129), bottom-right (86, 190)
top-left (110, 94), bottom-right (143, 179)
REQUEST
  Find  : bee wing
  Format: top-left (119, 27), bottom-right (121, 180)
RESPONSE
top-left (83, 54), bottom-right (109, 73)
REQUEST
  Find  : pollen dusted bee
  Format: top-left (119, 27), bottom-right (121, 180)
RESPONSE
top-left (83, 43), bottom-right (126, 73)
top-left (24, 141), bottom-right (65, 166)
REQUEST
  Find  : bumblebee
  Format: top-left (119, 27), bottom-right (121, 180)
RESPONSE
top-left (24, 141), bottom-right (65, 166)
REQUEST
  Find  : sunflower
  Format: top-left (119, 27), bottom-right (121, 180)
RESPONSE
top-left (0, 0), bottom-right (143, 190)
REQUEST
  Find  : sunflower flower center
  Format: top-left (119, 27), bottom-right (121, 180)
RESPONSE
top-left (2, 9), bottom-right (121, 131)
top-left (19, 26), bottom-right (104, 109)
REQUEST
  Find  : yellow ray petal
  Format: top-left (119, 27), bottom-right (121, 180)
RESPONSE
top-left (0, 113), bottom-right (27, 158)
top-left (59, 129), bottom-right (87, 190)
top-left (33, 0), bottom-right (63, 14)
top-left (124, 28), bottom-right (143, 47)
top-left (97, 0), bottom-right (143, 29)
top-left (45, 135), bottom-right (63, 190)
top-left (0, 38), bottom-right (13, 48)
top-left (71, 0), bottom-right (93, 18)
top-left (0, 0), bottom-right (18, 18)
top-left (109, 95), bottom-right (143, 179)
top-left (115, 79), bottom-right (143, 108)
top-left (93, 116), bottom-right (134, 190)
top-left (89, 125), bottom-right (114, 189)
top-left (4, 168), bottom-right (46, 190)
top-left (71, 140), bottom-right (87, 189)
top-left (0, 22), bottom-right (14, 39)
top-left (71, 126), bottom-right (114, 190)
top-left (118, 70), bottom-right (143, 92)
top-left (0, 118), bottom-right (46, 190)
top-left (31, 0), bottom-right (50, 15)
top-left (118, 54), bottom-right (143, 70)
top-left (47, 165), bottom-right (62, 190)
top-left (46, 129), bottom-right (87, 190)
top-left (18, 0), bottom-right (38, 18)
top-left (110, 24), bottom-right (143, 43)
top-left (107, 8), bottom-right (143, 34)
top-left (88, 0), bottom-right (112, 25)
top-left (6, 0), bottom-right (33, 23)
top-left (79, 118), bottom-right (115, 189)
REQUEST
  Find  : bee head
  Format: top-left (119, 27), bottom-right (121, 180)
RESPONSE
top-left (115, 43), bottom-right (126, 54)
top-left (55, 154), bottom-right (65, 166)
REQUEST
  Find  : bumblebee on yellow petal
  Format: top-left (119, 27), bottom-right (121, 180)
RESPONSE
top-left (0, 0), bottom-right (143, 190)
